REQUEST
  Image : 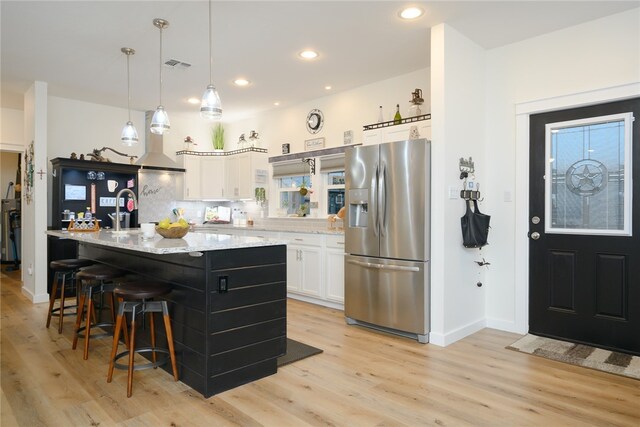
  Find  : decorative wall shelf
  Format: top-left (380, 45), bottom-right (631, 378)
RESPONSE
top-left (268, 144), bottom-right (359, 164)
top-left (363, 113), bottom-right (431, 131)
top-left (176, 147), bottom-right (267, 156)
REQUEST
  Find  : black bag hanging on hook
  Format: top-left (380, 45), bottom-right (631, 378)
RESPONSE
top-left (461, 199), bottom-right (491, 248)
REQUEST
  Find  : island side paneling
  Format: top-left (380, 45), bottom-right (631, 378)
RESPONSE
top-left (78, 242), bottom-right (287, 398)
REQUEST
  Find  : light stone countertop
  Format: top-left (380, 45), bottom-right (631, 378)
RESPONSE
top-left (192, 222), bottom-right (345, 235)
top-left (46, 229), bottom-right (286, 255)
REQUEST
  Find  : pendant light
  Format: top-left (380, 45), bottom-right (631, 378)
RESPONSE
top-left (200, 0), bottom-right (222, 120)
top-left (120, 47), bottom-right (138, 146)
top-left (151, 18), bottom-right (170, 135)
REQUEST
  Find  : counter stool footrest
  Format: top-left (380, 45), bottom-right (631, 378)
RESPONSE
top-left (113, 347), bottom-right (170, 371)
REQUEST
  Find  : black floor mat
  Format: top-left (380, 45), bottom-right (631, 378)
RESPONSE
top-left (277, 338), bottom-right (323, 367)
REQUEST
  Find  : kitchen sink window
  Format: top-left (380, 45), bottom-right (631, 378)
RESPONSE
top-left (326, 171), bottom-right (345, 215)
top-left (277, 175), bottom-right (313, 216)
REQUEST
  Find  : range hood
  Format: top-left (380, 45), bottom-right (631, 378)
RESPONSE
top-left (135, 111), bottom-right (185, 171)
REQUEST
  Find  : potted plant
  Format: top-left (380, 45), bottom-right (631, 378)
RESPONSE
top-left (212, 123), bottom-right (224, 151)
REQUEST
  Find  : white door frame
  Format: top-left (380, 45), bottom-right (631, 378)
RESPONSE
top-left (513, 82), bottom-right (640, 334)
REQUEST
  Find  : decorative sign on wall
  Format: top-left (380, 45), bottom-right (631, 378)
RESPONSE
top-left (24, 141), bottom-right (34, 204)
top-left (343, 130), bottom-right (353, 145)
top-left (304, 137), bottom-right (325, 151)
top-left (64, 184), bottom-right (86, 201)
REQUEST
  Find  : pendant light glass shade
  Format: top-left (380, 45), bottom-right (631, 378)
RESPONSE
top-left (150, 106), bottom-right (170, 134)
top-left (200, 84), bottom-right (222, 119)
top-left (120, 47), bottom-right (138, 146)
top-left (151, 18), bottom-right (170, 135)
top-left (200, 0), bottom-right (222, 120)
top-left (121, 121), bottom-right (139, 146)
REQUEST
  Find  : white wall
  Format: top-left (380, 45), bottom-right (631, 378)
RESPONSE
top-left (0, 107), bottom-right (24, 152)
top-left (430, 24), bottom-right (487, 346)
top-left (224, 68), bottom-right (430, 154)
top-left (483, 8), bottom-right (640, 333)
top-left (21, 82), bottom-right (49, 303)
top-left (47, 96), bottom-right (146, 162)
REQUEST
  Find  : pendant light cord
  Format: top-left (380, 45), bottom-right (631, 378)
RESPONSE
top-left (159, 24), bottom-right (163, 106)
top-left (126, 53), bottom-right (132, 122)
top-left (208, 0), bottom-right (213, 85)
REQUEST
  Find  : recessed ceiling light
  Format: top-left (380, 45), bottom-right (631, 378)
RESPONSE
top-left (234, 78), bottom-right (250, 86)
top-left (399, 6), bottom-right (424, 20)
top-left (187, 97), bottom-right (200, 104)
top-left (274, 101), bottom-right (280, 106)
top-left (299, 50), bottom-right (319, 60)
top-left (324, 85), bottom-right (332, 90)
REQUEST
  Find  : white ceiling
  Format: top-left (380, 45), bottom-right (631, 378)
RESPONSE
top-left (1, 1), bottom-right (637, 121)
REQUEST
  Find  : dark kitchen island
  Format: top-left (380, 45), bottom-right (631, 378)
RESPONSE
top-left (46, 229), bottom-right (287, 398)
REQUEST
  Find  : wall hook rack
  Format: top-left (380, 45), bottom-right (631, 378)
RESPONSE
top-left (459, 156), bottom-right (481, 200)
top-left (459, 156), bottom-right (474, 177)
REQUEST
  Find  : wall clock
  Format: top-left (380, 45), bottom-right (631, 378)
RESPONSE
top-left (306, 109), bottom-right (324, 134)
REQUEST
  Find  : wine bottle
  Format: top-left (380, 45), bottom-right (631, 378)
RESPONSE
top-left (393, 104), bottom-right (402, 124)
top-left (378, 106), bottom-right (384, 123)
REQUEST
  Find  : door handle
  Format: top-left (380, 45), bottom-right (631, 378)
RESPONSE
top-left (528, 231), bottom-right (541, 240)
top-left (347, 259), bottom-right (420, 272)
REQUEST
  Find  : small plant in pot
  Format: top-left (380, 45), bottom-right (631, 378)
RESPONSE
top-left (212, 123), bottom-right (224, 151)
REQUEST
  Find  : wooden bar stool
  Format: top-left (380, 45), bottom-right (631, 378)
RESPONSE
top-left (46, 258), bottom-right (95, 333)
top-left (72, 265), bottom-right (127, 360)
top-left (107, 281), bottom-right (179, 397)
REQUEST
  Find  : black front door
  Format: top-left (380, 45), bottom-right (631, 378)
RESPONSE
top-left (529, 98), bottom-right (640, 355)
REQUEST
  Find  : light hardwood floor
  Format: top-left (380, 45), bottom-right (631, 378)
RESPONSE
top-left (1, 267), bottom-right (639, 426)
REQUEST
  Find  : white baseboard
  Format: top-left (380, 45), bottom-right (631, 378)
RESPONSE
top-left (287, 293), bottom-right (344, 311)
top-left (429, 318), bottom-right (487, 347)
top-left (486, 317), bottom-right (526, 334)
top-left (21, 286), bottom-right (49, 304)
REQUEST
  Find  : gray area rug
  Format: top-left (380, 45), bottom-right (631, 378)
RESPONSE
top-left (277, 338), bottom-right (323, 367)
top-left (507, 334), bottom-right (640, 380)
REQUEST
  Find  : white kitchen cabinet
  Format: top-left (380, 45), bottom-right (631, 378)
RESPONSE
top-left (324, 235), bottom-right (345, 303)
top-left (181, 155), bottom-right (201, 199)
top-left (225, 152), bottom-right (268, 200)
top-left (284, 234), bottom-right (323, 298)
top-left (363, 120), bottom-right (431, 145)
top-left (200, 157), bottom-right (225, 199)
top-left (244, 230), bottom-right (281, 240)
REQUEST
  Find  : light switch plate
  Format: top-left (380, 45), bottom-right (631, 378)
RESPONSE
top-left (448, 186), bottom-right (459, 200)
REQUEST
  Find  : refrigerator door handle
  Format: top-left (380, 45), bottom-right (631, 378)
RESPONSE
top-left (380, 162), bottom-right (387, 237)
top-left (347, 259), bottom-right (420, 272)
top-left (372, 163), bottom-right (379, 237)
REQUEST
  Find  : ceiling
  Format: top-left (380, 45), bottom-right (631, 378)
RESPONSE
top-left (1, 1), bottom-right (637, 121)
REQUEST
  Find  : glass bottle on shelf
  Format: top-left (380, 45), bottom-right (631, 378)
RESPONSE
top-left (393, 104), bottom-right (402, 124)
top-left (378, 106), bottom-right (384, 123)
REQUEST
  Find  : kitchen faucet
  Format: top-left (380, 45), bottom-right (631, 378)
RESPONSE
top-left (114, 188), bottom-right (138, 232)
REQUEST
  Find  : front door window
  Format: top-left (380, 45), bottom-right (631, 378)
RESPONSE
top-left (545, 112), bottom-right (633, 236)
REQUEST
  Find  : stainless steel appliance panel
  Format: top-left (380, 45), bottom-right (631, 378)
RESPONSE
top-left (345, 254), bottom-right (428, 335)
top-left (345, 144), bottom-right (380, 258)
top-left (379, 140), bottom-right (430, 261)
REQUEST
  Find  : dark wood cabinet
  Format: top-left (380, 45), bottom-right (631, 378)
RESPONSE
top-left (50, 157), bottom-right (140, 230)
top-left (49, 158), bottom-right (141, 288)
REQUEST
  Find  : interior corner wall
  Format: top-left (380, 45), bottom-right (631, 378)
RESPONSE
top-left (483, 7), bottom-right (640, 333)
top-left (21, 81), bottom-right (49, 303)
top-left (430, 23), bottom-right (487, 346)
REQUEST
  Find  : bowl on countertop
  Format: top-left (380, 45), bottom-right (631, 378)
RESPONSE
top-left (156, 226), bottom-right (189, 239)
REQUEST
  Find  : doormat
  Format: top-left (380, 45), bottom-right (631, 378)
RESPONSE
top-left (507, 334), bottom-right (640, 380)
top-left (277, 338), bottom-right (323, 367)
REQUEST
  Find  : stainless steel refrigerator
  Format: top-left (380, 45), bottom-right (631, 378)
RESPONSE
top-left (344, 139), bottom-right (430, 343)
